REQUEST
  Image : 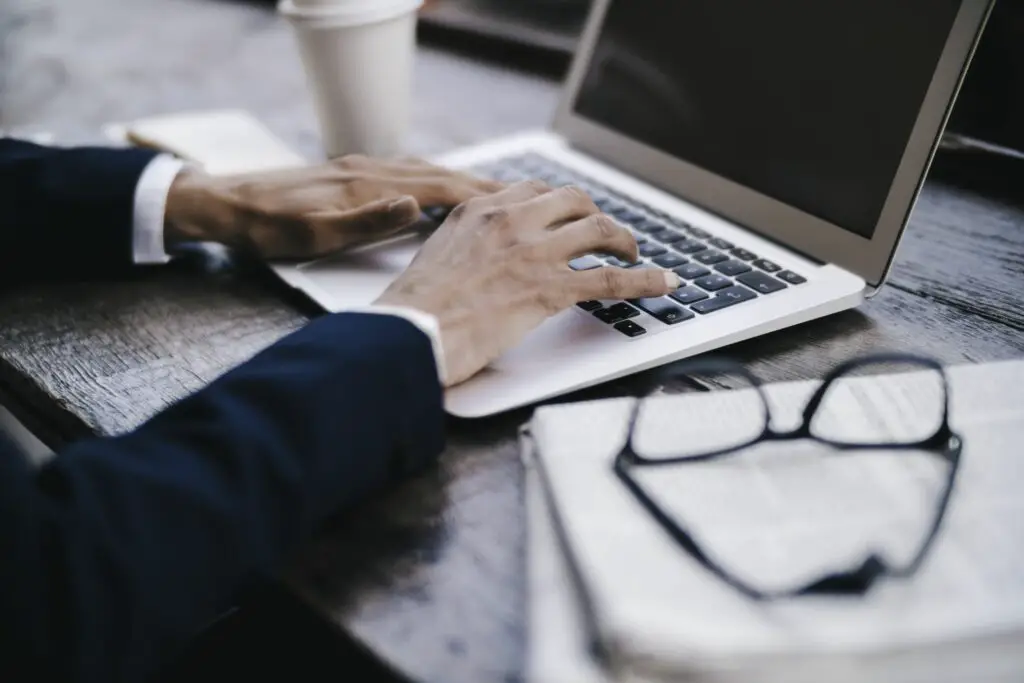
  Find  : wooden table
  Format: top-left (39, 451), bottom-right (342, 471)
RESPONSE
top-left (2, 1), bottom-right (1023, 682)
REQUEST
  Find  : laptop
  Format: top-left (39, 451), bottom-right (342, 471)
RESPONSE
top-left (272, 0), bottom-right (993, 418)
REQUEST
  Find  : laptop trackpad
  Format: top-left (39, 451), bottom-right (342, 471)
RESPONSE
top-left (295, 232), bottom-right (426, 309)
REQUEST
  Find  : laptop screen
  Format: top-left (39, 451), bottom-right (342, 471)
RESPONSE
top-left (573, 0), bottom-right (964, 240)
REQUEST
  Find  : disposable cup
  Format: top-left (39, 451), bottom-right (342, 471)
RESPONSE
top-left (279, 0), bottom-right (423, 158)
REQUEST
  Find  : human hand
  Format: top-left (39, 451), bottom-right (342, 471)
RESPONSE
top-left (163, 155), bottom-right (504, 259)
top-left (375, 181), bottom-right (682, 387)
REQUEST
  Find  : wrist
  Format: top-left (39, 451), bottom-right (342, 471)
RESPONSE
top-left (164, 168), bottom-right (238, 249)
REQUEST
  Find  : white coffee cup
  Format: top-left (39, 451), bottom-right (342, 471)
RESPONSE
top-left (279, 0), bottom-right (423, 159)
top-left (288, 0), bottom-right (346, 8)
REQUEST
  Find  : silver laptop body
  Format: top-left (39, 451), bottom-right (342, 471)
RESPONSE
top-left (273, 0), bottom-right (994, 417)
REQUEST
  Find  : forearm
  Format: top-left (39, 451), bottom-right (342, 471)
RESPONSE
top-left (0, 138), bottom-right (160, 284)
top-left (0, 313), bottom-right (444, 683)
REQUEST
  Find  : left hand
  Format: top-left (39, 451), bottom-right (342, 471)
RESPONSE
top-left (163, 155), bottom-right (504, 260)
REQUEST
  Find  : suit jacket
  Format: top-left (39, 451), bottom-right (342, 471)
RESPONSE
top-left (0, 139), bottom-right (445, 683)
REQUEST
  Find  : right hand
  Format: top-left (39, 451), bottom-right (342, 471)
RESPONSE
top-left (375, 181), bottom-right (683, 387)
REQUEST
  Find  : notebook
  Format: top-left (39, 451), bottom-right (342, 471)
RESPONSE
top-left (524, 360), bottom-right (1024, 683)
top-left (103, 109), bottom-right (306, 174)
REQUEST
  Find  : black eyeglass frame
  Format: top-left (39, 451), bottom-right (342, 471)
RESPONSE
top-left (613, 353), bottom-right (963, 601)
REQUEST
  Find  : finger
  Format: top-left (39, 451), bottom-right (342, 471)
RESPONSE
top-left (468, 179), bottom-right (553, 208)
top-left (570, 264), bottom-right (681, 302)
top-left (338, 155), bottom-right (505, 191)
top-left (310, 195), bottom-right (423, 252)
top-left (338, 154), bottom-right (440, 177)
top-left (510, 185), bottom-right (599, 230)
top-left (384, 176), bottom-right (505, 207)
top-left (546, 213), bottom-right (639, 263)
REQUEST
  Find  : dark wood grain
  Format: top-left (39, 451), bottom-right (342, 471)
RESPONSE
top-left (1, 1), bottom-right (1023, 683)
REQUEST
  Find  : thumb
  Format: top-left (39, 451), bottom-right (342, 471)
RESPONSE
top-left (312, 195), bottom-right (423, 250)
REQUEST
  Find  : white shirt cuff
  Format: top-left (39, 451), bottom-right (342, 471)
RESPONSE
top-left (132, 154), bottom-right (186, 264)
top-left (336, 306), bottom-right (447, 386)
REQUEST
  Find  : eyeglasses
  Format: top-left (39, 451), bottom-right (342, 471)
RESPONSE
top-left (613, 353), bottom-right (963, 600)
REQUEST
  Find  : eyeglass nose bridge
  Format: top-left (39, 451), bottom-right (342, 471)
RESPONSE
top-left (762, 423), bottom-right (813, 443)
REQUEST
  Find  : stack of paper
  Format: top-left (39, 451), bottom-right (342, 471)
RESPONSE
top-left (523, 360), bottom-right (1024, 683)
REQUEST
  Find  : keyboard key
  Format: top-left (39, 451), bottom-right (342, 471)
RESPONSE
top-left (658, 230), bottom-right (688, 244)
top-left (631, 297), bottom-right (695, 325)
top-left (492, 169), bottom-right (526, 183)
top-left (635, 220), bottom-right (666, 234)
top-left (510, 153), bottom-right (544, 169)
top-left (484, 158), bottom-right (785, 312)
top-left (694, 250), bottom-right (729, 265)
top-left (595, 303), bottom-right (641, 324)
top-left (778, 270), bottom-right (807, 285)
top-left (614, 320), bottom-right (648, 338)
top-left (753, 258), bottom-right (781, 273)
top-left (715, 260), bottom-right (753, 276)
top-left (674, 263), bottom-right (710, 280)
top-left (569, 255), bottom-right (604, 271)
top-left (669, 286), bottom-right (710, 305)
top-left (695, 273), bottom-right (733, 291)
top-left (737, 271), bottom-right (788, 294)
top-left (612, 209), bottom-right (645, 225)
top-left (674, 239), bottom-right (708, 254)
top-left (692, 286), bottom-right (758, 314)
top-left (653, 253), bottom-right (687, 269)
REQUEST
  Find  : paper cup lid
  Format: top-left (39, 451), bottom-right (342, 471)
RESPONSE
top-left (279, 0), bottom-right (423, 28)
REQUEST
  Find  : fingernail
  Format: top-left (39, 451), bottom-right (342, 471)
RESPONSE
top-left (663, 271), bottom-right (682, 291)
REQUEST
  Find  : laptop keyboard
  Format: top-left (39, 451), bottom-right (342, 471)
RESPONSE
top-left (465, 153), bottom-right (807, 339)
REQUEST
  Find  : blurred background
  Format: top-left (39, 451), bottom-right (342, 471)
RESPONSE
top-left (2, 0), bottom-right (1022, 154)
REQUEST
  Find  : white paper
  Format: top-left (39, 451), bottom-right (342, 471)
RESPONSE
top-left (108, 110), bottom-right (307, 175)
top-left (527, 360), bottom-right (1024, 682)
top-left (524, 442), bottom-right (619, 683)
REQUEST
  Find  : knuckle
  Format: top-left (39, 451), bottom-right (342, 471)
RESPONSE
top-left (462, 193), bottom-right (487, 211)
top-left (592, 214), bottom-right (618, 241)
top-left (447, 201), bottom-right (469, 222)
top-left (562, 184), bottom-right (593, 206)
top-left (521, 179), bottom-right (549, 195)
top-left (600, 265), bottom-right (624, 294)
top-left (483, 207), bottom-right (513, 228)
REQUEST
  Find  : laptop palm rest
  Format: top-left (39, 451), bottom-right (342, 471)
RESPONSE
top-left (295, 231), bottom-right (428, 309)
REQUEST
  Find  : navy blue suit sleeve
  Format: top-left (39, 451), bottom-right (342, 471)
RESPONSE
top-left (0, 137), bottom-right (159, 284)
top-left (0, 312), bottom-right (445, 683)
